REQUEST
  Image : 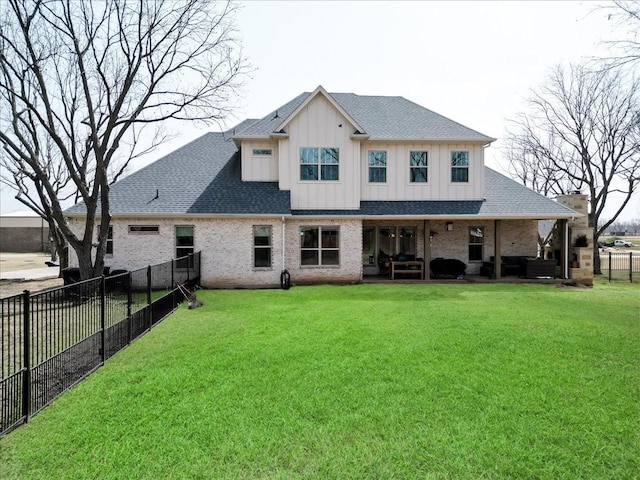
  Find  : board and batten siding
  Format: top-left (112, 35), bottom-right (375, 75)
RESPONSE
top-left (241, 141), bottom-right (279, 182)
top-left (278, 94), bottom-right (361, 210)
top-left (360, 141), bottom-right (486, 201)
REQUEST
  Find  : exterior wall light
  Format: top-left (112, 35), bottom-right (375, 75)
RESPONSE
top-left (446, 222), bottom-right (453, 231)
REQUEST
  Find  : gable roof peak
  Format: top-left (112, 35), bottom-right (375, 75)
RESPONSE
top-left (274, 85), bottom-right (366, 135)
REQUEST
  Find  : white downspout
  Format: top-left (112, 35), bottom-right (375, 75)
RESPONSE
top-left (564, 220), bottom-right (570, 279)
top-left (281, 216), bottom-right (286, 272)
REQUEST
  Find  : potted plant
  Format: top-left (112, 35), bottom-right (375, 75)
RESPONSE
top-left (574, 234), bottom-right (588, 247)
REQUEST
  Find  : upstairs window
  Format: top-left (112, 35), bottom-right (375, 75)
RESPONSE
top-left (300, 147), bottom-right (339, 181)
top-left (368, 150), bottom-right (387, 183)
top-left (253, 225), bottom-right (272, 268)
top-left (409, 151), bottom-right (428, 183)
top-left (252, 148), bottom-right (273, 156)
top-left (451, 151), bottom-right (469, 183)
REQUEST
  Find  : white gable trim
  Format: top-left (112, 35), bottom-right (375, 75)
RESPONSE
top-left (274, 85), bottom-right (367, 135)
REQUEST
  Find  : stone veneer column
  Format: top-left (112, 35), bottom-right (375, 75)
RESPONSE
top-left (556, 194), bottom-right (593, 285)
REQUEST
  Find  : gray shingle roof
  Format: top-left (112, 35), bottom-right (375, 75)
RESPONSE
top-left (234, 90), bottom-right (495, 142)
top-left (234, 93), bottom-right (308, 137)
top-left (65, 131), bottom-right (290, 216)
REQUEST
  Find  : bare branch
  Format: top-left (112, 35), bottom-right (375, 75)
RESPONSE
top-left (0, 0), bottom-right (249, 278)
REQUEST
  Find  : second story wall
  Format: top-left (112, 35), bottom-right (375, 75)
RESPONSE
top-left (361, 141), bottom-right (486, 201)
top-left (278, 94), bottom-right (361, 210)
top-left (241, 141), bottom-right (279, 181)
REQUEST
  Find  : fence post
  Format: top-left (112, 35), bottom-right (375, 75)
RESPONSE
top-left (187, 255), bottom-right (191, 283)
top-left (198, 251), bottom-right (201, 280)
top-left (171, 259), bottom-right (175, 307)
top-left (630, 252), bottom-right (633, 283)
top-left (127, 272), bottom-right (132, 345)
top-left (22, 290), bottom-right (31, 424)
top-left (147, 265), bottom-right (152, 330)
top-left (100, 276), bottom-right (106, 365)
top-left (608, 251), bottom-right (612, 283)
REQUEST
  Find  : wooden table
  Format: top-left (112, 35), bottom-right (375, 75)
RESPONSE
top-left (390, 260), bottom-right (424, 280)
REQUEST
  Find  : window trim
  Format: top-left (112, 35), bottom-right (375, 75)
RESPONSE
top-left (409, 150), bottom-right (428, 184)
top-left (300, 226), bottom-right (340, 267)
top-left (253, 225), bottom-right (272, 270)
top-left (368, 150), bottom-right (388, 184)
top-left (128, 225), bottom-right (159, 234)
top-left (450, 150), bottom-right (470, 184)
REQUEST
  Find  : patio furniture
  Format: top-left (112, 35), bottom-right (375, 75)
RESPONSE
top-left (480, 256), bottom-right (528, 277)
top-left (525, 259), bottom-right (556, 278)
top-left (430, 258), bottom-right (466, 278)
top-left (390, 260), bottom-right (424, 280)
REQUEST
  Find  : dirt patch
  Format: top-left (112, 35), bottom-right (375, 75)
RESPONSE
top-left (0, 252), bottom-right (62, 297)
top-left (0, 252), bottom-right (55, 272)
top-left (0, 277), bottom-right (64, 297)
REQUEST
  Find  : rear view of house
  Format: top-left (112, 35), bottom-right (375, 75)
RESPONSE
top-left (65, 86), bottom-right (586, 286)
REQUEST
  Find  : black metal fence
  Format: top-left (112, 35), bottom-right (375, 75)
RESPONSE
top-left (1, 252), bottom-right (201, 436)
top-left (601, 251), bottom-right (639, 282)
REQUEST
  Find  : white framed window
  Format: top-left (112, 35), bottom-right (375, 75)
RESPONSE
top-left (409, 151), bottom-right (428, 183)
top-left (368, 150), bottom-right (387, 183)
top-left (176, 225), bottom-right (194, 268)
top-left (451, 151), bottom-right (469, 183)
top-left (300, 226), bottom-right (340, 266)
top-left (469, 227), bottom-right (484, 262)
top-left (106, 226), bottom-right (113, 255)
top-left (253, 225), bottom-right (272, 268)
top-left (98, 225), bottom-right (113, 256)
top-left (252, 148), bottom-right (272, 156)
top-left (128, 225), bottom-right (159, 234)
top-left (300, 147), bottom-right (339, 181)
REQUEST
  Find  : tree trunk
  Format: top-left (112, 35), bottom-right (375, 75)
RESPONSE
top-left (593, 244), bottom-right (602, 276)
top-left (76, 245), bottom-right (94, 280)
top-left (49, 223), bottom-right (68, 278)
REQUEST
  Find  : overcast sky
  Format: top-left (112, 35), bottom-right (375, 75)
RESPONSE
top-left (1, 1), bottom-right (637, 221)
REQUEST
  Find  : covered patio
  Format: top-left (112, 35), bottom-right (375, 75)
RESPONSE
top-left (360, 193), bottom-right (593, 285)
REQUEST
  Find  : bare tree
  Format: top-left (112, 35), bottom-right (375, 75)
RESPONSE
top-left (505, 64), bottom-right (640, 274)
top-left (597, 0), bottom-right (640, 69)
top-left (0, 0), bottom-right (248, 279)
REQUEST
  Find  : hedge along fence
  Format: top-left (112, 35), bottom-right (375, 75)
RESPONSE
top-left (0, 252), bottom-right (201, 436)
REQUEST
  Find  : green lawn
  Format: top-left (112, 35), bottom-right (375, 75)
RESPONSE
top-left (1, 282), bottom-right (639, 479)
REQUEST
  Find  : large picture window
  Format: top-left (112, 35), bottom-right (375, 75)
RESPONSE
top-left (469, 227), bottom-right (484, 262)
top-left (176, 225), bottom-right (194, 268)
top-left (409, 151), bottom-right (428, 183)
top-left (368, 150), bottom-right (387, 183)
top-left (300, 147), bottom-right (339, 181)
top-left (451, 151), bottom-right (469, 183)
top-left (253, 225), bottom-right (272, 268)
top-left (300, 226), bottom-right (340, 266)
